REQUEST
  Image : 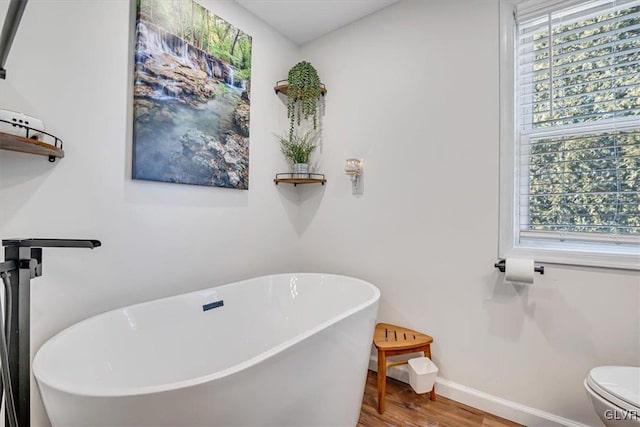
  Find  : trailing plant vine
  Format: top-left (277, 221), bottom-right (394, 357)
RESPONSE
top-left (286, 61), bottom-right (322, 138)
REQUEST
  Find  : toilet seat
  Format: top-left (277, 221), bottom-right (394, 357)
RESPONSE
top-left (587, 366), bottom-right (640, 413)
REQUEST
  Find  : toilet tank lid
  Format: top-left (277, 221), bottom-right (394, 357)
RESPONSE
top-left (588, 366), bottom-right (640, 408)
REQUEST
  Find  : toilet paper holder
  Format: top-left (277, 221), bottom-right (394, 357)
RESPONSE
top-left (494, 259), bottom-right (544, 275)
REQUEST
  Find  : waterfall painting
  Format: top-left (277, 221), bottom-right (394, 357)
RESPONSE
top-left (132, 0), bottom-right (252, 189)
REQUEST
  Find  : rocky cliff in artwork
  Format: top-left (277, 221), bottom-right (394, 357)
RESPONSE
top-left (168, 129), bottom-right (249, 188)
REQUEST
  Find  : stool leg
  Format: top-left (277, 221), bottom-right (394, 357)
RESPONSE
top-left (377, 350), bottom-right (387, 414)
top-left (424, 345), bottom-right (436, 401)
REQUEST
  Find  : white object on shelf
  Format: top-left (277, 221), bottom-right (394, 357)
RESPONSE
top-left (0, 109), bottom-right (45, 140)
top-left (408, 356), bottom-right (438, 394)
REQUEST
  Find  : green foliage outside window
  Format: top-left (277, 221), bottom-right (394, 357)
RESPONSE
top-left (522, 4), bottom-right (640, 235)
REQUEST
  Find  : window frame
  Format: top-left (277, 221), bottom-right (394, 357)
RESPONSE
top-left (498, 0), bottom-right (640, 270)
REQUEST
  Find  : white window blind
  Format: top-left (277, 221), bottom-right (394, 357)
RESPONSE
top-left (514, 0), bottom-right (640, 255)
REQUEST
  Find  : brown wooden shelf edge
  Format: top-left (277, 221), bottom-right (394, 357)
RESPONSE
top-left (274, 178), bottom-right (327, 186)
top-left (0, 131), bottom-right (64, 162)
top-left (274, 83), bottom-right (327, 97)
top-left (274, 173), bottom-right (326, 187)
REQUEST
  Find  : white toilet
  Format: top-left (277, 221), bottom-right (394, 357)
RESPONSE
top-left (584, 366), bottom-right (640, 426)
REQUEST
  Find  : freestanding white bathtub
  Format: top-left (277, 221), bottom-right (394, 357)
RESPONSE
top-left (33, 273), bottom-right (380, 427)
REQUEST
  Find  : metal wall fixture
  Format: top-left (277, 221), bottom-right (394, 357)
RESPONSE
top-left (494, 259), bottom-right (545, 275)
top-left (0, 0), bottom-right (29, 80)
top-left (0, 238), bottom-right (101, 427)
top-left (345, 158), bottom-right (363, 195)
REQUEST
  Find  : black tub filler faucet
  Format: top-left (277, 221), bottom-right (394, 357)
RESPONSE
top-left (0, 238), bottom-right (101, 427)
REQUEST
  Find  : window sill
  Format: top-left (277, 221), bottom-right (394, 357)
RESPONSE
top-left (502, 245), bottom-right (640, 271)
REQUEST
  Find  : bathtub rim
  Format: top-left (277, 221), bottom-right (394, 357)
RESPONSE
top-left (33, 273), bottom-right (380, 398)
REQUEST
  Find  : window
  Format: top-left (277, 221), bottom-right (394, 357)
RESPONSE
top-left (500, 0), bottom-right (640, 269)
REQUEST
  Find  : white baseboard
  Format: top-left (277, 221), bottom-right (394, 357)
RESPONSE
top-left (368, 356), bottom-right (591, 427)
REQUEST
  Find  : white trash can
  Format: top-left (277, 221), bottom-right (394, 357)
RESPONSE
top-left (408, 356), bottom-right (438, 394)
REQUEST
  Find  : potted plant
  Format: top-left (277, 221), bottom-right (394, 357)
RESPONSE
top-left (286, 61), bottom-right (322, 138)
top-left (277, 131), bottom-right (317, 178)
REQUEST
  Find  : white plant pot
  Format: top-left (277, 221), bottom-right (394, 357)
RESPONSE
top-left (293, 163), bottom-right (309, 178)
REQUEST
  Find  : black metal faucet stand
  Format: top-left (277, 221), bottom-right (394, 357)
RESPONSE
top-left (0, 0), bottom-right (29, 80)
top-left (2, 239), bottom-right (100, 427)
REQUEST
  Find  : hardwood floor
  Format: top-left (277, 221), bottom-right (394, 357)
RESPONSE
top-left (358, 371), bottom-right (523, 427)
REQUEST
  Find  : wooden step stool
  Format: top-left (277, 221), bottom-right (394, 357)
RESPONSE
top-left (373, 322), bottom-right (435, 414)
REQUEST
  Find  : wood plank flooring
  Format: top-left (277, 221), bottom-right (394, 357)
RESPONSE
top-left (358, 371), bottom-right (523, 427)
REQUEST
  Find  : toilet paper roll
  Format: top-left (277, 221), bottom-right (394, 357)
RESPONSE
top-left (505, 258), bottom-right (535, 284)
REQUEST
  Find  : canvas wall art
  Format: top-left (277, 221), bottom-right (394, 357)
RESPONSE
top-left (132, 0), bottom-right (252, 189)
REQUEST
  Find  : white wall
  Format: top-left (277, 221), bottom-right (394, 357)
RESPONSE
top-left (298, 0), bottom-right (640, 425)
top-left (0, 1), bottom-right (301, 425)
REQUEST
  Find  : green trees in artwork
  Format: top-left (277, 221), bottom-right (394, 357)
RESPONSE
top-left (137, 0), bottom-right (251, 77)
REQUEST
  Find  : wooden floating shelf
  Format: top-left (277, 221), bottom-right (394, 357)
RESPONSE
top-left (0, 131), bottom-right (64, 162)
top-left (274, 177), bottom-right (327, 186)
top-left (274, 173), bottom-right (326, 186)
top-left (274, 82), bottom-right (327, 96)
